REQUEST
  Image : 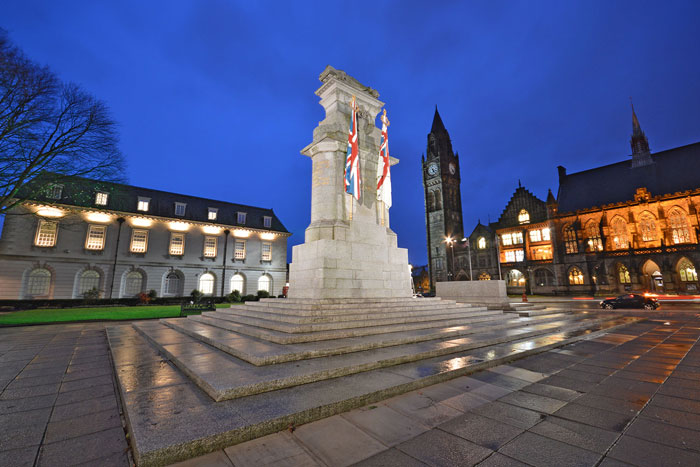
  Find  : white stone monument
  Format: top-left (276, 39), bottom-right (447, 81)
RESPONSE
top-left (288, 66), bottom-right (412, 299)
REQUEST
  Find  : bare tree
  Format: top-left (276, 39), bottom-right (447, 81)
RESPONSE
top-left (0, 29), bottom-right (126, 215)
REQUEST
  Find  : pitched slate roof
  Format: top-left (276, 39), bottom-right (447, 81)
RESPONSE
top-left (557, 141), bottom-right (700, 214)
top-left (23, 174), bottom-right (290, 233)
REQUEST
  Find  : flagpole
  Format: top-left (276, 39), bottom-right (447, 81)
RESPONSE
top-left (496, 234), bottom-right (502, 280)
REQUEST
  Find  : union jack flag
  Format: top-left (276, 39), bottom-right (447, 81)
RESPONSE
top-left (345, 96), bottom-right (361, 200)
top-left (376, 108), bottom-right (392, 207)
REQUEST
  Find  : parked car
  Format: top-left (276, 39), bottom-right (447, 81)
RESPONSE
top-left (600, 293), bottom-right (659, 310)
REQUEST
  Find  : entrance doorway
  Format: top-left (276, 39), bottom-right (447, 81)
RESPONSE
top-left (642, 260), bottom-right (663, 292)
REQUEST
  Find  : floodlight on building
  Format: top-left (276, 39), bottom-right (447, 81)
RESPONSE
top-left (169, 222), bottom-right (189, 231)
top-left (85, 212), bottom-right (112, 223)
top-left (202, 225), bottom-right (222, 235)
top-left (130, 217), bottom-right (153, 227)
top-left (260, 232), bottom-right (275, 241)
top-left (35, 206), bottom-right (64, 218)
top-left (233, 229), bottom-right (250, 238)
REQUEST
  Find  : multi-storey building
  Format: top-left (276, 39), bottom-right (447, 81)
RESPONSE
top-left (0, 176), bottom-right (290, 299)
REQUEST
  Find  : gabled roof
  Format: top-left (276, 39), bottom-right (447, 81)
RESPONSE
top-left (21, 174), bottom-right (290, 233)
top-left (557, 141), bottom-right (700, 213)
top-left (497, 186), bottom-right (547, 227)
top-left (469, 221), bottom-right (493, 238)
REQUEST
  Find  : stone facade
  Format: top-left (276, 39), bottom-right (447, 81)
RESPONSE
top-left (0, 178), bottom-right (290, 299)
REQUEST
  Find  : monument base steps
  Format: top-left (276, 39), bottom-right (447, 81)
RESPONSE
top-left (106, 298), bottom-right (643, 466)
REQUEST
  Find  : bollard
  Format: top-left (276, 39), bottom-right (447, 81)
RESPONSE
top-left (522, 292), bottom-right (528, 303)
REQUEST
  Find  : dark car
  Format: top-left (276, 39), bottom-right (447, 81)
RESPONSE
top-left (600, 293), bottom-right (659, 310)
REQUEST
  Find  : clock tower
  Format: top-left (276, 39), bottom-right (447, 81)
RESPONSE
top-left (422, 107), bottom-right (464, 288)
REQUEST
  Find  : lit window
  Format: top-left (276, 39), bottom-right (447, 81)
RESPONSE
top-left (95, 192), bottom-right (108, 206)
top-left (263, 216), bottom-right (272, 228)
top-left (478, 272), bottom-right (490, 280)
top-left (203, 236), bottom-right (217, 258)
top-left (261, 242), bottom-right (272, 261)
top-left (542, 228), bottom-right (550, 241)
top-left (515, 250), bottom-right (524, 262)
top-left (124, 271), bottom-right (143, 296)
top-left (79, 270), bottom-right (100, 296)
top-left (137, 197), bottom-right (150, 212)
top-left (237, 212), bottom-right (247, 224)
top-left (85, 225), bottom-right (107, 250)
top-left (208, 208), bottom-right (218, 221)
top-left (48, 184), bottom-right (63, 199)
top-left (234, 240), bottom-right (246, 259)
top-left (611, 217), bottom-right (629, 250)
top-left (199, 273), bottom-right (215, 295)
top-left (502, 233), bottom-right (512, 246)
top-left (529, 230), bottom-right (542, 242)
top-left (568, 267), bottom-right (584, 285)
top-left (231, 274), bottom-right (244, 293)
top-left (532, 247), bottom-right (552, 260)
top-left (258, 274), bottom-right (271, 293)
top-left (477, 237), bottom-right (486, 249)
top-left (27, 268), bottom-right (51, 296)
top-left (669, 209), bottom-right (691, 244)
top-left (169, 233), bottom-right (185, 255)
top-left (130, 229), bottom-right (148, 253)
top-left (505, 251), bottom-right (515, 262)
top-left (678, 258), bottom-right (698, 282)
top-left (174, 202), bottom-right (186, 216)
top-left (639, 212), bottom-right (657, 242)
top-left (164, 272), bottom-right (182, 295)
top-left (518, 209), bottom-right (530, 224)
top-left (35, 220), bottom-right (58, 247)
top-left (586, 222), bottom-right (603, 251)
top-left (513, 232), bottom-right (523, 244)
top-left (618, 264), bottom-right (631, 284)
top-left (563, 225), bottom-right (578, 254)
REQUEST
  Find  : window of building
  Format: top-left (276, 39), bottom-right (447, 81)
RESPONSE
top-left (95, 192), bottom-right (108, 206)
top-left (231, 274), bottom-right (245, 294)
top-left (507, 269), bottom-right (524, 287)
top-left (669, 209), bottom-right (691, 244)
top-left (27, 268), bottom-right (51, 296)
top-left (515, 250), bottom-right (524, 262)
top-left (529, 229), bottom-right (542, 242)
top-left (164, 272), bottom-right (182, 295)
top-left (477, 237), bottom-right (486, 249)
top-left (169, 233), bottom-right (185, 255)
top-left (639, 212), bottom-right (657, 242)
top-left (261, 242), bottom-right (272, 261)
top-left (258, 274), bottom-right (271, 293)
top-left (263, 216), bottom-right (272, 228)
top-left (505, 250), bottom-right (515, 262)
top-left (512, 232), bottom-right (523, 244)
top-left (586, 222), bottom-right (603, 252)
top-left (542, 228), bottom-right (551, 241)
top-left (234, 240), bottom-right (246, 260)
top-left (237, 212), bottom-right (247, 224)
top-left (137, 197), bottom-right (150, 212)
top-left (78, 270), bottom-right (100, 296)
top-left (568, 267), bottom-right (584, 285)
top-left (130, 229), bottom-right (148, 253)
top-left (618, 264), bottom-right (631, 284)
top-left (501, 233), bottom-right (512, 246)
top-left (678, 258), bottom-right (697, 282)
top-left (478, 272), bottom-right (491, 281)
top-left (198, 273), bottom-right (215, 295)
top-left (85, 224), bottom-right (107, 250)
top-left (563, 225), bottom-right (578, 254)
top-left (174, 202), bottom-right (186, 216)
top-left (48, 184), bottom-right (63, 199)
top-left (435, 258), bottom-right (443, 270)
top-left (518, 209), bottom-right (530, 224)
top-left (535, 269), bottom-right (555, 286)
top-left (203, 236), bottom-right (217, 258)
top-left (208, 208), bottom-right (218, 221)
top-left (531, 247), bottom-right (552, 260)
top-left (124, 271), bottom-right (144, 296)
top-left (35, 220), bottom-right (58, 247)
top-left (611, 217), bottom-right (629, 250)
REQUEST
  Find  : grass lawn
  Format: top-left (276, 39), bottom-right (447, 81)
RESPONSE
top-left (0, 303), bottom-right (241, 325)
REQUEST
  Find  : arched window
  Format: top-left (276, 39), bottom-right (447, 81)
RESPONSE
top-left (568, 267), bottom-right (584, 285)
top-left (477, 237), bottom-right (486, 249)
top-left (258, 274), bottom-right (271, 293)
top-left (618, 264), bottom-right (631, 284)
top-left (198, 273), bottom-right (215, 295)
top-left (478, 272), bottom-right (490, 281)
top-left (535, 269), bottom-right (555, 287)
top-left (164, 272), bottom-right (181, 296)
top-left (518, 209), bottom-right (530, 224)
top-left (27, 268), bottom-right (51, 296)
top-left (563, 225), bottom-right (578, 254)
top-left (230, 274), bottom-right (245, 293)
top-left (678, 258), bottom-right (697, 282)
top-left (669, 209), bottom-right (691, 244)
top-left (586, 221), bottom-right (603, 251)
top-left (611, 217), bottom-right (629, 250)
top-left (78, 270), bottom-right (100, 296)
top-left (124, 271), bottom-right (144, 296)
top-left (639, 212), bottom-right (657, 242)
top-left (507, 269), bottom-right (524, 287)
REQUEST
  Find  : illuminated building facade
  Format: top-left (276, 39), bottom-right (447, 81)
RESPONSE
top-left (0, 176), bottom-right (290, 299)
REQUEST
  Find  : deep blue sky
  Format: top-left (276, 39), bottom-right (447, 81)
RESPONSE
top-left (4, 1), bottom-right (700, 265)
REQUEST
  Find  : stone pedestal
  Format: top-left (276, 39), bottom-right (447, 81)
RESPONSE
top-left (288, 66), bottom-right (412, 299)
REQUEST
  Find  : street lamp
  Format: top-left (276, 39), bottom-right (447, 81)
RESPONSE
top-left (444, 236), bottom-right (455, 281)
top-left (462, 237), bottom-right (473, 280)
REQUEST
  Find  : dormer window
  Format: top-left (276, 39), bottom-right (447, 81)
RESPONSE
top-left (48, 184), bottom-right (63, 199)
top-left (237, 212), bottom-right (247, 224)
top-left (263, 216), bottom-right (272, 228)
top-left (137, 197), bottom-right (150, 212)
top-left (518, 209), bottom-right (530, 224)
top-left (477, 237), bottom-right (486, 249)
top-left (95, 192), bottom-right (108, 206)
top-left (174, 202), bottom-right (186, 216)
top-left (208, 208), bottom-right (218, 221)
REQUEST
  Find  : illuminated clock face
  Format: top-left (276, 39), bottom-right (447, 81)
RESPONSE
top-left (427, 163), bottom-right (438, 176)
top-left (449, 163), bottom-right (456, 175)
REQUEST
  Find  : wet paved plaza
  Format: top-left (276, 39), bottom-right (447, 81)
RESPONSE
top-left (1, 314), bottom-right (699, 466)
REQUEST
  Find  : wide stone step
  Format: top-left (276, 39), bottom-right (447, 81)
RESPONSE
top-left (518, 308), bottom-right (570, 317)
top-left (267, 297), bottom-right (446, 306)
top-left (239, 298), bottom-right (468, 314)
top-left (110, 314), bottom-right (641, 466)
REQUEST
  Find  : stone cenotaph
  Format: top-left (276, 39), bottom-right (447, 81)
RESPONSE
top-left (288, 66), bottom-right (412, 299)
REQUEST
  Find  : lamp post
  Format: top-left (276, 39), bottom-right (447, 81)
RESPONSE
top-left (462, 237), bottom-right (473, 280)
top-left (445, 236), bottom-right (455, 281)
